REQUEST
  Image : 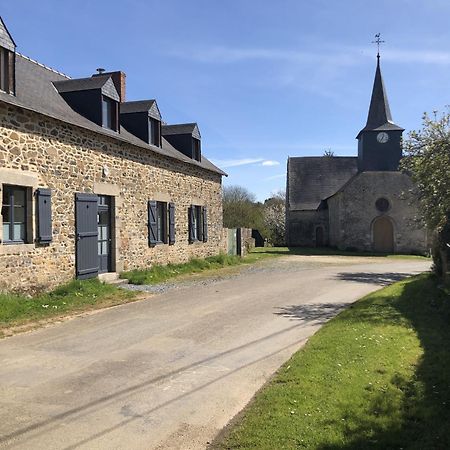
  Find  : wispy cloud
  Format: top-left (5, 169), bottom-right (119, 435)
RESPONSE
top-left (261, 160), bottom-right (280, 166)
top-left (383, 49), bottom-right (450, 65)
top-left (264, 173), bottom-right (286, 181)
top-left (211, 158), bottom-right (283, 169)
top-left (169, 45), bottom-right (359, 67)
top-left (170, 44), bottom-right (450, 67)
top-left (210, 158), bottom-right (264, 168)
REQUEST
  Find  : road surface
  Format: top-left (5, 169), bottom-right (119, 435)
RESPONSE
top-left (0, 255), bottom-right (430, 449)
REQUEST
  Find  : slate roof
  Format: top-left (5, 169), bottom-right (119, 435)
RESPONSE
top-left (356, 57), bottom-right (403, 138)
top-left (287, 157), bottom-right (358, 211)
top-left (162, 123), bottom-right (201, 140)
top-left (53, 75), bottom-right (111, 93)
top-left (0, 53), bottom-right (226, 176)
top-left (0, 17), bottom-right (15, 51)
top-left (120, 100), bottom-right (156, 114)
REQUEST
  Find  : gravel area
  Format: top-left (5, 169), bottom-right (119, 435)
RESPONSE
top-left (119, 254), bottom-right (395, 295)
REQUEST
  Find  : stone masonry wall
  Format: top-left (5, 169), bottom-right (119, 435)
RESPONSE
top-left (327, 172), bottom-right (428, 254)
top-left (0, 103), bottom-right (223, 292)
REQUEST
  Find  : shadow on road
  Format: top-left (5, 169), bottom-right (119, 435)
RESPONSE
top-left (335, 272), bottom-right (415, 286)
top-left (274, 303), bottom-right (349, 324)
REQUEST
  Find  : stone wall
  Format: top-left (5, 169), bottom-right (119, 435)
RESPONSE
top-left (286, 210), bottom-right (329, 247)
top-left (0, 103), bottom-right (224, 292)
top-left (327, 172), bottom-right (428, 254)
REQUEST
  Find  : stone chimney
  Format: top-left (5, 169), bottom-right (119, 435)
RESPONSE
top-left (92, 70), bottom-right (126, 102)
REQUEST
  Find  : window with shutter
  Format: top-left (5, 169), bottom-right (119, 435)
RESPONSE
top-left (169, 202), bottom-right (175, 245)
top-left (148, 200), bottom-right (158, 246)
top-left (149, 200), bottom-right (169, 246)
top-left (188, 205), bottom-right (205, 243)
top-left (1, 184), bottom-right (29, 243)
top-left (36, 188), bottom-right (52, 243)
top-left (188, 206), bottom-right (195, 243)
top-left (202, 206), bottom-right (208, 242)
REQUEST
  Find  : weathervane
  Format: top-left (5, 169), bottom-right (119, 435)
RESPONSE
top-left (372, 33), bottom-right (385, 59)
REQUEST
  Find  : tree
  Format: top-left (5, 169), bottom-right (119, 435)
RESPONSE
top-left (401, 110), bottom-right (450, 282)
top-left (222, 185), bottom-right (265, 230)
top-left (263, 190), bottom-right (286, 246)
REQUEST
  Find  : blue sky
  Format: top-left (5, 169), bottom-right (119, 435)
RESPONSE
top-left (4, 1), bottom-right (450, 200)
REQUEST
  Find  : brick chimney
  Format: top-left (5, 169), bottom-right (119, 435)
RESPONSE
top-left (92, 70), bottom-right (126, 102)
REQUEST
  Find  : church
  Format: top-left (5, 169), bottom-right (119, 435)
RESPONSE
top-left (286, 54), bottom-right (428, 254)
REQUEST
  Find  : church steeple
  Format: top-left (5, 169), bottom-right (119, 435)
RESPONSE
top-left (357, 56), bottom-right (403, 137)
top-left (356, 50), bottom-right (404, 172)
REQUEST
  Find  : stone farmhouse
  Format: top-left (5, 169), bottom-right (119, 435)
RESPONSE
top-left (286, 54), bottom-right (428, 254)
top-left (0, 17), bottom-right (226, 292)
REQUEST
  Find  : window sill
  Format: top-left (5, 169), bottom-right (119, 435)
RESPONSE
top-left (189, 240), bottom-right (205, 245)
top-left (0, 243), bottom-right (35, 254)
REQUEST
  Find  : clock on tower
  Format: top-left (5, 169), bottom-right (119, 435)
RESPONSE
top-left (356, 55), bottom-right (404, 172)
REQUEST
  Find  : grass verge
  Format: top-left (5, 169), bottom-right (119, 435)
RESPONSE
top-left (120, 253), bottom-right (267, 285)
top-left (0, 279), bottom-right (136, 336)
top-left (120, 248), bottom-right (427, 286)
top-left (211, 274), bottom-right (450, 449)
top-left (251, 246), bottom-right (429, 259)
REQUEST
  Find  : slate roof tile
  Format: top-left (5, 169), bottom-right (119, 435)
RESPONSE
top-left (0, 53), bottom-right (225, 176)
top-left (287, 157), bottom-right (358, 211)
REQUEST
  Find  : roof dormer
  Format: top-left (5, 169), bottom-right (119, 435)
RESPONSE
top-left (0, 17), bottom-right (16, 95)
top-left (162, 123), bottom-right (202, 161)
top-left (53, 75), bottom-right (120, 131)
top-left (120, 100), bottom-right (162, 147)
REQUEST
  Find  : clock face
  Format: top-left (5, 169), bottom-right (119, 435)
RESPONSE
top-left (377, 132), bottom-right (389, 144)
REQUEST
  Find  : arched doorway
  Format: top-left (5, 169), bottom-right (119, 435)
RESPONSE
top-left (373, 216), bottom-right (394, 253)
top-left (315, 226), bottom-right (325, 247)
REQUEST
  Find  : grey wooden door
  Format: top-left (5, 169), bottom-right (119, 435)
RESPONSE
top-left (75, 193), bottom-right (99, 279)
top-left (97, 195), bottom-right (112, 274)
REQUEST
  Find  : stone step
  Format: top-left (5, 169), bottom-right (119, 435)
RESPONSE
top-left (98, 272), bottom-right (128, 285)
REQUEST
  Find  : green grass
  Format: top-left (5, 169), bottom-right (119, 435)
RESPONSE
top-left (251, 246), bottom-right (429, 259)
top-left (0, 279), bottom-right (136, 335)
top-left (212, 274), bottom-right (450, 449)
top-left (120, 254), bottom-right (245, 285)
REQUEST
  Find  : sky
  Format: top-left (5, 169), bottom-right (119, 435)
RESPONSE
top-left (3, 1), bottom-right (450, 200)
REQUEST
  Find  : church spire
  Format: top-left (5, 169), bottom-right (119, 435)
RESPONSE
top-left (365, 56), bottom-right (393, 129)
top-left (356, 44), bottom-right (403, 138)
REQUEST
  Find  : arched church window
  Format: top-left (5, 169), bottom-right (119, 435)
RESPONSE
top-left (375, 197), bottom-right (390, 212)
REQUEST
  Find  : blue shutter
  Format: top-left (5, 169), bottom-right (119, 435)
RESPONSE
top-left (169, 202), bottom-right (175, 245)
top-left (188, 206), bottom-right (195, 243)
top-left (75, 193), bottom-right (99, 279)
top-left (148, 200), bottom-right (157, 246)
top-left (36, 188), bottom-right (52, 243)
top-left (202, 206), bottom-right (208, 242)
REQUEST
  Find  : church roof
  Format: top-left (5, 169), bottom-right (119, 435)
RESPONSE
top-left (287, 157), bottom-right (358, 211)
top-left (356, 57), bottom-right (404, 138)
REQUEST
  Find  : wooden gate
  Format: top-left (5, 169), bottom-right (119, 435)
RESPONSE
top-left (373, 216), bottom-right (394, 253)
top-left (75, 193), bottom-right (99, 279)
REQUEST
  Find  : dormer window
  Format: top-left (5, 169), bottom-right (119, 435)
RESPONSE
top-left (54, 75), bottom-right (120, 132)
top-left (120, 100), bottom-right (162, 147)
top-left (102, 96), bottom-right (118, 131)
top-left (192, 138), bottom-right (201, 161)
top-left (162, 123), bottom-right (202, 161)
top-left (0, 18), bottom-right (16, 95)
top-left (149, 117), bottom-right (161, 147)
top-left (0, 47), bottom-right (13, 93)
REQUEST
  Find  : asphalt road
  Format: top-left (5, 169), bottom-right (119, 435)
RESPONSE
top-left (0, 255), bottom-right (430, 449)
